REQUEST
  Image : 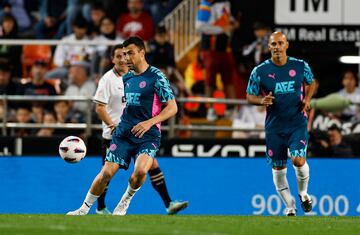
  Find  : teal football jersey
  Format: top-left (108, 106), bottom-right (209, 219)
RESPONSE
top-left (114, 66), bottom-right (174, 143)
top-left (246, 57), bottom-right (314, 133)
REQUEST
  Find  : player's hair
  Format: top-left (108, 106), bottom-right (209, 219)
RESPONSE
top-left (328, 124), bottom-right (342, 133)
top-left (110, 44), bottom-right (124, 57)
top-left (123, 36), bottom-right (145, 51)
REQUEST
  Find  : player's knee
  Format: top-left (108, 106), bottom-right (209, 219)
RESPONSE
top-left (133, 167), bottom-right (147, 178)
top-left (100, 169), bottom-right (113, 183)
top-left (292, 157), bottom-right (305, 167)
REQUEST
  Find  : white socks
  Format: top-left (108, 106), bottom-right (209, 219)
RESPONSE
top-left (272, 168), bottom-right (295, 209)
top-left (113, 183), bottom-right (141, 215)
top-left (121, 183), bottom-right (140, 202)
top-left (293, 162), bottom-right (310, 199)
top-left (80, 192), bottom-right (99, 214)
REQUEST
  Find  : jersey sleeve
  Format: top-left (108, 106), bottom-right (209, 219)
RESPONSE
top-left (154, 73), bottom-right (175, 103)
top-left (93, 77), bottom-right (109, 105)
top-left (303, 61), bottom-right (314, 85)
top-left (246, 68), bottom-right (261, 96)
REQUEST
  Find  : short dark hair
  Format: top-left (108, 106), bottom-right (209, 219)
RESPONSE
top-left (111, 44), bottom-right (124, 57)
top-left (155, 25), bottom-right (167, 35)
top-left (253, 21), bottom-right (269, 30)
top-left (123, 36), bottom-right (145, 51)
top-left (342, 70), bottom-right (356, 80)
top-left (72, 15), bottom-right (88, 28)
top-left (328, 124), bottom-right (342, 133)
top-left (91, 2), bottom-right (104, 11)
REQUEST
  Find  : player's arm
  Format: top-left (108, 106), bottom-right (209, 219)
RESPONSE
top-left (95, 103), bottom-right (116, 132)
top-left (149, 99), bottom-right (178, 124)
top-left (132, 74), bottom-right (177, 138)
top-left (246, 68), bottom-right (274, 107)
top-left (302, 79), bottom-right (318, 112)
top-left (131, 99), bottom-right (177, 138)
top-left (302, 63), bottom-right (317, 112)
top-left (247, 92), bottom-right (275, 107)
top-left (93, 77), bottom-right (116, 133)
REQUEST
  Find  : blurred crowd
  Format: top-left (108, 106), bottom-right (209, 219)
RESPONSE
top-left (0, 0), bottom-right (359, 158)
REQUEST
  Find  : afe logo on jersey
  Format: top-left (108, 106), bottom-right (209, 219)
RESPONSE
top-left (274, 81), bottom-right (295, 94)
top-left (126, 92), bottom-right (141, 105)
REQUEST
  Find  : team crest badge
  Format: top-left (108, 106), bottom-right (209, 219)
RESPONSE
top-left (139, 81), bottom-right (146, 88)
top-left (289, 69), bottom-right (296, 77)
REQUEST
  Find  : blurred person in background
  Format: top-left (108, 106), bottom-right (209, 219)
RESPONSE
top-left (318, 125), bottom-right (354, 158)
top-left (86, 2), bottom-right (106, 38)
top-left (232, 105), bottom-right (266, 139)
top-left (31, 103), bottom-right (44, 124)
top-left (53, 100), bottom-right (84, 137)
top-left (64, 61), bottom-right (96, 114)
top-left (54, 100), bottom-right (84, 124)
top-left (17, 59), bottom-right (57, 111)
top-left (17, 60), bottom-right (57, 97)
top-left (47, 15), bottom-right (95, 81)
top-left (337, 70), bottom-right (360, 121)
top-left (116, 0), bottom-right (154, 41)
top-left (95, 16), bottom-right (124, 76)
top-left (0, 0), bottom-right (33, 33)
top-left (0, 61), bottom-right (18, 123)
top-left (36, 111), bottom-right (57, 137)
top-left (147, 26), bottom-right (190, 98)
top-left (34, 0), bottom-right (67, 39)
top-left (146, 26), bottom-right (175, 77)
top-left (242, 21), bottom-right (271, 68)
top-left (144, 0), bottom-right (181, 25)
top-left (0, 13), bottom-right (22, 77)
top-left (11, 105), bottom-right (33, 137)
top-left (0, 61), bottom-right (18, 96)
top-left (196, 0), bottom-right (239, 121)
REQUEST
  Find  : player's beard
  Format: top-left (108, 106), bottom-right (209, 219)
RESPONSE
top-left (272, 51), bottom-right (282, 62)
top-left (127, 63), bottom-right (135, 71)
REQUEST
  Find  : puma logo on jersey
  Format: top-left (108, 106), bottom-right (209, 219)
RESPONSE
top-left (268, 73), bottom-right (276, 79)
top-left (274, 81), bottom-right (295, 94)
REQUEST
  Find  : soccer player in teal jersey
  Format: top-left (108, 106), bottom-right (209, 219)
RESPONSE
top-left (110, 36), bottom-right (181, 215)
top-left (246, 32), bottom-right (317, 216)
top-left (67, 39), bottom-right (188, 216)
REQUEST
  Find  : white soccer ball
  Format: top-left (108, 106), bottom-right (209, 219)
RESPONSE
top-left (59, 136), bottom-right (87, 163)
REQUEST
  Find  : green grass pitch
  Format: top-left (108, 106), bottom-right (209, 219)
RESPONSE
top-left (0, 215), bottom-right (359, 235)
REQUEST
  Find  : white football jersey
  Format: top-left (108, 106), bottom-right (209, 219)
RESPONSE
top-left (93, 68), bottom-right (125, 139)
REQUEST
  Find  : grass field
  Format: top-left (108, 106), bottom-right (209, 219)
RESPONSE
top-left (0, 215), bottom-right (359, 235)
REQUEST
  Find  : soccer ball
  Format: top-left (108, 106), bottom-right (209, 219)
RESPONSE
top-left (59, 136), bottom-right (87, 163)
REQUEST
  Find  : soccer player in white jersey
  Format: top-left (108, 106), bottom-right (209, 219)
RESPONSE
top-left (67, 44), bottom-right (188, 216)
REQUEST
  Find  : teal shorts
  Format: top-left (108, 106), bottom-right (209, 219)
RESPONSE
top-left (105, 135), bottom-right (160, 170)
top-left (266, 126), bottom-right (308, 167)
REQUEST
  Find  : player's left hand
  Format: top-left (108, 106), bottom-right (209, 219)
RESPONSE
top-left (109, 124), bottom-right (117, 135)
top-left (302, 99), bottom-right (311, 112)
top-left (131, 120), bottom-right (153, 138)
